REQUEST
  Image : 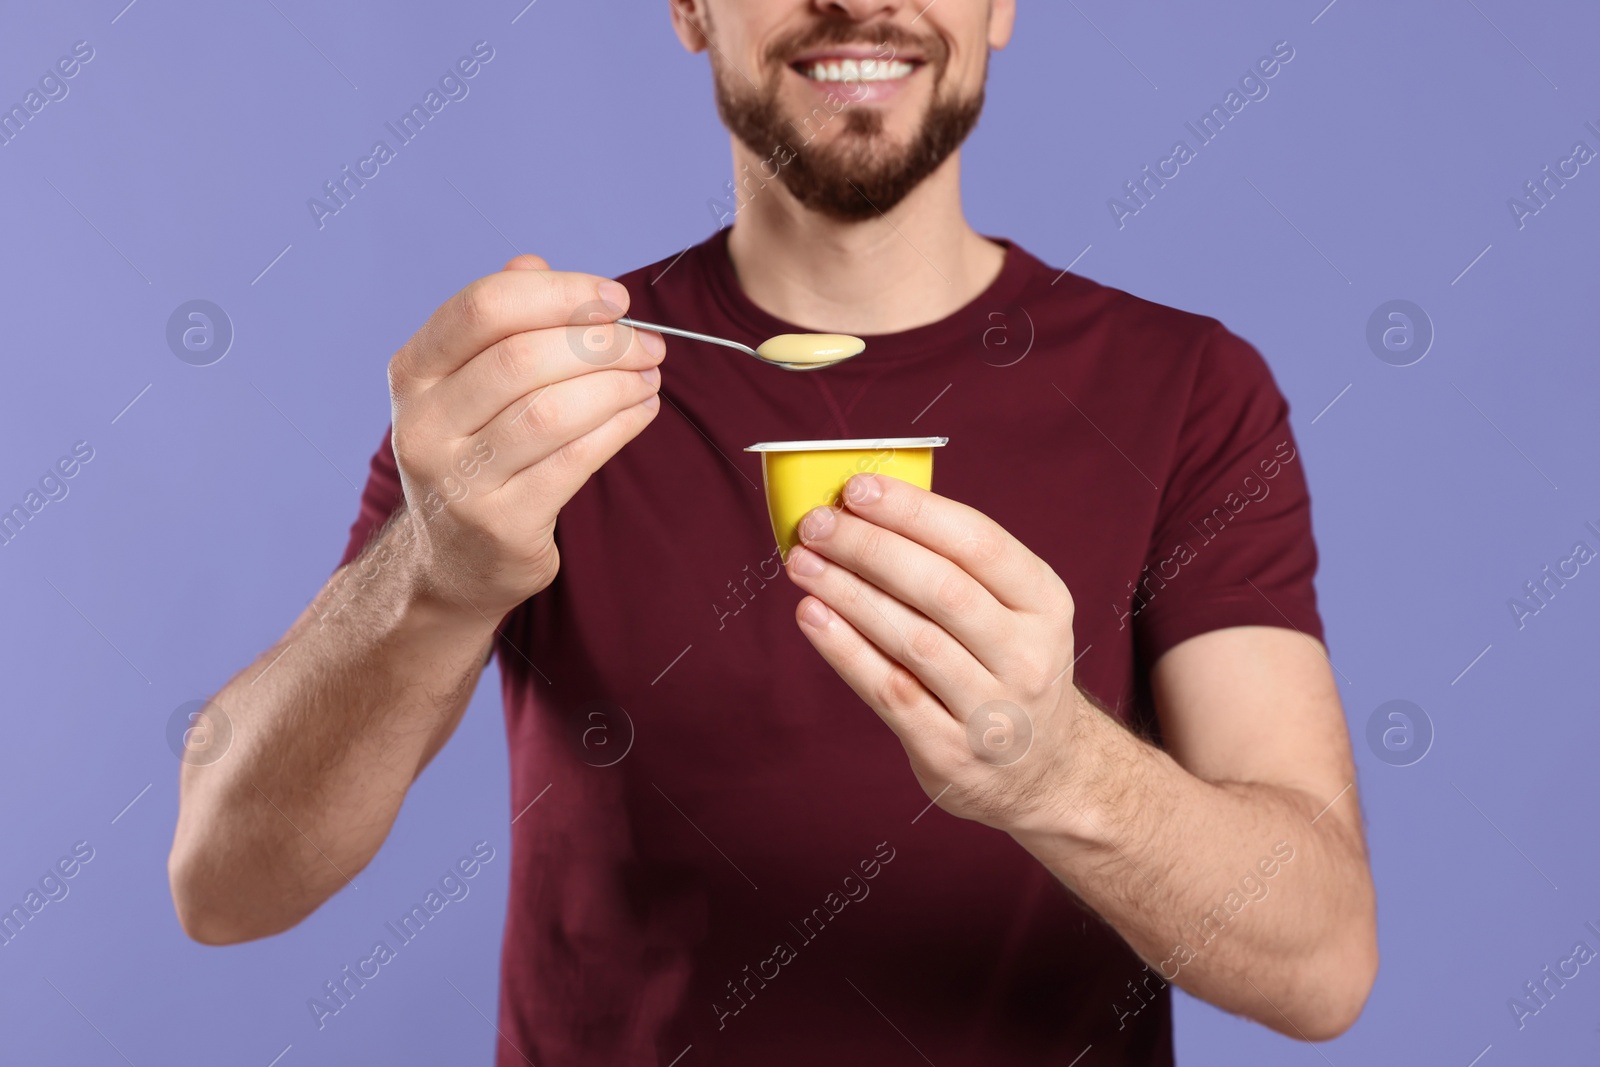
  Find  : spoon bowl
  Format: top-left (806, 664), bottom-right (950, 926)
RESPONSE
top-left (615, 317), bottom-right (863, 371)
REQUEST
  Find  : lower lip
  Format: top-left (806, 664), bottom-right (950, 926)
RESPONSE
top-left (790, 65), bottom-right (919, 104)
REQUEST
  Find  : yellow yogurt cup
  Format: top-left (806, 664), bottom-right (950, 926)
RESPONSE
top-left (744, 437), bottom-right (950, 559)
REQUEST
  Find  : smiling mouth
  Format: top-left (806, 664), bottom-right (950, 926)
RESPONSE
top-left (790, 56), bottom-right (921, 84)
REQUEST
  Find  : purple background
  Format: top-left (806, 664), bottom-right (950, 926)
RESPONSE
top-left (2, 1), bottom-right (1597, 1063)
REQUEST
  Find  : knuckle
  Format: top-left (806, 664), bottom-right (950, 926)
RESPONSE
top-left (386, 352), bottom-right (407, 395)
top-left (554, 276), bottom-right (601, 321)
top-left (956, 529), bottom-right (1002, 568)
top-left (838, 573), bottom-right (872, 613)
top-left (1039, 571), bottom-right (1075, 626)
top-left (853, 523), bottom-right (888, 567)
top-left (516, 388), bottom-right (560, 440)
top-left (875, 663), bottom-right (921, 709)
top-left (907, 622), bottom-right (944, 664)
top-left (556, 406), bottom-right (641, 478)
top-left (619, 367), bottom-right (656, 403)
top-left (490, 334), bottom-right (536, 389)
top-left (607, 368), bottom-right (637, 407)
top-left (1013, 650), bottom-right (1055, 695)
top-left (568, 317), bottom-right (624, 366)
top-left (1055, 576), bottom-right (1076, 618)
top-left (900, 488), bottom-right (928, 526)
top-left (574, 276), bottom-right (610, 314)
top-left (547, 433), bottom-right (591, 478)
top-left (592, 322), bottom-right (624, 356)
top-left (390, 426), bottom-right (422, 470)
top-left (934, 568), bottom-right (977, 616)
top-left (456, 277), bottom-right (504, 331)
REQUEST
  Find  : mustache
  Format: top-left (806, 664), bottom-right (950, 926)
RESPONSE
top-left (763, 20), bottom-right (948, 69)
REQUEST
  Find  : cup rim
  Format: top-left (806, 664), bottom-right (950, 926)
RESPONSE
top-left (743, 436), bottom-right (949, 453)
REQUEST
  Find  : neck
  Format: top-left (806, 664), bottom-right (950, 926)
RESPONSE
top-left (723, 144), bottom-right (1005, 336)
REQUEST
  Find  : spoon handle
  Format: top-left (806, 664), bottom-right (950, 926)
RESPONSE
top-left (615, 317), bottom-right (758, 358)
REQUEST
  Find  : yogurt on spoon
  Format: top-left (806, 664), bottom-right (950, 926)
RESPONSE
top-left (754, 333), bottom-right (867, 366)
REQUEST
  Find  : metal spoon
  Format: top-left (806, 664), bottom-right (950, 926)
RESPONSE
top-left (615, 316), bottom-right (862, 372)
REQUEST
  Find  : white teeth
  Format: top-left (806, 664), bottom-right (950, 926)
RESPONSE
top-left (803, 58), bottom-right (915, 83)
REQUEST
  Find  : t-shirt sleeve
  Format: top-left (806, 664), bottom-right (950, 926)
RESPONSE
top-left (336, 424), bottom-right (405, 572)
top-left (1131, 324), bottom-right (1324, 665)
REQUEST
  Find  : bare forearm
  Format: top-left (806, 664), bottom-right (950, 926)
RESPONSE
top-left (169, 510), bottom-right (496, 943)
top-left (1011, 695), bottom-right (1377, 1040)
top-left (167, 262), bottom-right (664, 941)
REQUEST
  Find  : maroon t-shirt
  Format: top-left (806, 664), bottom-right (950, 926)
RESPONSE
top-left (337, 229), bottom-right (1322, 1066)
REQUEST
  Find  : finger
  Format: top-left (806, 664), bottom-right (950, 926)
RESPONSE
top-left (497, 391), bottom-right (661, 505)
top-left (395, 270), bottom-right (631, 385)
top-left (793, 595), bottom-right (965, 759)
top-left (785, 543), bottom-right (986, 715)
top-left (503, 254), bottom-right (550, 271)
top-left (472, 366), bottom-right (662, 492)
top-left (794, 502), bottom-right (1014, 672)
top-left (427, 321), bottom-right (665, 437)
top-left (840, 474), bottom-right (1066, 614)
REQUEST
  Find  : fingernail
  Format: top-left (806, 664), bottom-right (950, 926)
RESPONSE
top-left (640, 366), bottom-right (661, 388)
top-left (597, 280), bottom-right (628, 315)
top-left (789, 545), bottom-right (825, 577)
top-left (800, 599), bottom-right (831, 628)
top-left (799, 506), bottom-right (836, 542)
top-left (639, 329), bottom-right (665, 358)
top-left (845, 474), bottom-right (882, 506)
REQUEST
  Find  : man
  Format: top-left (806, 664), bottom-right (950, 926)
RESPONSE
top-left (168, 1), bottom-right (1377, 1063)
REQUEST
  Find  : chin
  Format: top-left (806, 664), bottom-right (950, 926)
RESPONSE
top-left (776, 89), bottom-right (924, 151)
top-left (796, 121), bottom-right (912, 160)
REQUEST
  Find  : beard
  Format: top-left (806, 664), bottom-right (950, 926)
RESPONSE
top-left (709, 20), bottom-right (986, 221)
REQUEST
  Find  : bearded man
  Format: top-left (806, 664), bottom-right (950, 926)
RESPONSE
top-left (169, 2), bottom-right (1378, 1064)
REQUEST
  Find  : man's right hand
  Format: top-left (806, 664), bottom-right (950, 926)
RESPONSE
top-left (387, 253), bottom-right (664, 620)
top-left (169, 254), bottom-right (663, 944)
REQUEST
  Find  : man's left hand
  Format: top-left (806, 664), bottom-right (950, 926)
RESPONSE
top-left (784, 472), bottom-right (1093, 834)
